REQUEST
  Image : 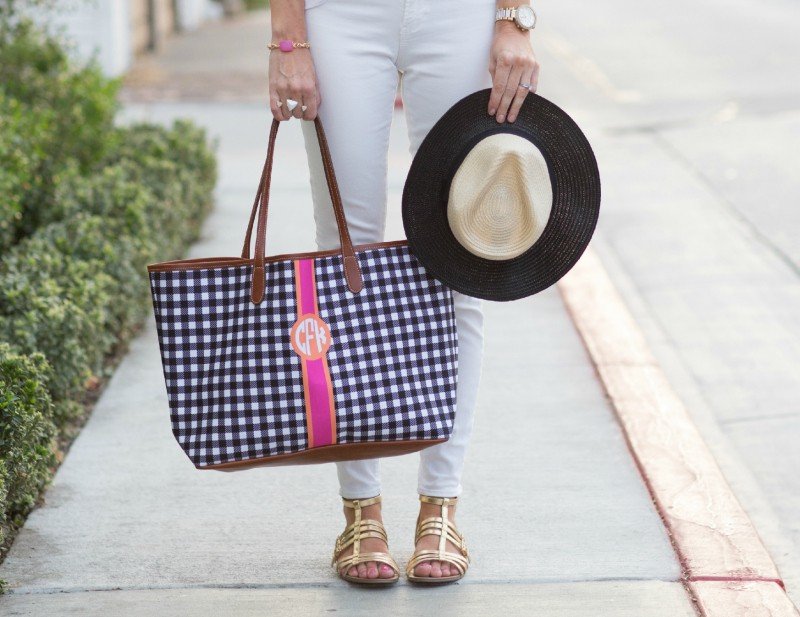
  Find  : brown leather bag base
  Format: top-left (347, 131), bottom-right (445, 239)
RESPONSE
top-left (202, 438), bottom-right (447, 471)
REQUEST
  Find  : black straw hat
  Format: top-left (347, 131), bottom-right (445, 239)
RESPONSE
top-left (402, 88), bottom-right (601, 301)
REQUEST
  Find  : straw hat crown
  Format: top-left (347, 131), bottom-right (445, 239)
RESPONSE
top-left (447, 133), bottom-right (553, 261)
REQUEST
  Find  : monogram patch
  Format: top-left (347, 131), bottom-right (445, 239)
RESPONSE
top-left (290, 313), bottom-right (333, 361)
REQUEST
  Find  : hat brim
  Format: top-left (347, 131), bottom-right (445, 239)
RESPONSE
top-left (402, 88), bottom-right (601, 302)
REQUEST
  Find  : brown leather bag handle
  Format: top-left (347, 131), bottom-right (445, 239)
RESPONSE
top-left (242, 117), bottom-right (364, 304)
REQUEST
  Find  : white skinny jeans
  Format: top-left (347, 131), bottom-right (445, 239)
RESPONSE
top-left (300, 0), bottom-right (494, 499)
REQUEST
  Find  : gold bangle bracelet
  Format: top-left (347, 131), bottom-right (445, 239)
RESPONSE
top-left (267, 40), bottom-right (312, 51)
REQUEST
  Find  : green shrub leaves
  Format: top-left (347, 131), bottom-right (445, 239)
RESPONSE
top-left (0, 345), bottom-right (57, 545)
top-left (0, 20), bottom-right (120, 243)
top-left (0, 18), bottom-right (217, 553)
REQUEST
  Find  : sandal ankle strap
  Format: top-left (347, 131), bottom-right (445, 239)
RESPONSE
top-left (342, 494), bottom-right (382, 509)
top-left (419, 495), bottom-right (458, 507)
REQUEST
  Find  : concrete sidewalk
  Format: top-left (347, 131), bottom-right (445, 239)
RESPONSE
top-left (0, 102), bottom-right (695, 615)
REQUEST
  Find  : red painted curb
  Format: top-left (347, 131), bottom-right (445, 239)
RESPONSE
top-left (557, 247), bottom-right (798, 617)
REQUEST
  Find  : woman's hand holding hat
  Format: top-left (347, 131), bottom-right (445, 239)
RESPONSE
top-left (488, 13), bottom-right (540, 123)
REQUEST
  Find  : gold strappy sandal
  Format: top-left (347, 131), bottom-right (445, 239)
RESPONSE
top-left (331, 494), bottom-right (400, 585)
top-left (405, 495), bottom-right (471, 584)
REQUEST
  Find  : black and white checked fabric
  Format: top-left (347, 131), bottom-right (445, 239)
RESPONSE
top-left (148, 243), bottom-right (458, 468)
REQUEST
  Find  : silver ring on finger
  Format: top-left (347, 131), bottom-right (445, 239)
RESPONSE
top-left (519, 83), bottom-right (531, 90)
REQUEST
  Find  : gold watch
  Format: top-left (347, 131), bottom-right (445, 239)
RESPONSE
top-left (495, 5), bottom-right (537, 31)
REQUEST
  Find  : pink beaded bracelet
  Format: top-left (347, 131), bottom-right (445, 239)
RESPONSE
top-left (267, 39), bottom-right (311, 52)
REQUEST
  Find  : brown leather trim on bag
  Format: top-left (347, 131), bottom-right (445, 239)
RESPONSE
top-left (342, 255), bottom-right (364, 293)
top-left (251, 265), bottom-right (266, 303)
top-left (312, 118), bottom-right (364, 293)
top-left (199, 438), bottom-right (447, 471)
top-left (240, 117), bottom-right (364, 303)
top-left (146, 239), bottom-right (409, 273)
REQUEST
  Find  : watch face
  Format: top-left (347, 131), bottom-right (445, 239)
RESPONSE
top-left (516, 5), bottom-right (536, 29)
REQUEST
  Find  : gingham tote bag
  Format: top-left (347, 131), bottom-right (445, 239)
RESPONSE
top-left (147, 117), bottom-right (458, 471)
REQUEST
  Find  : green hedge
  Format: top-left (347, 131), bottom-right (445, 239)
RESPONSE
top-left (0, 120), bottom-right (218, 425)
top-left (0, 19), bottom-right (119, 243)
top-left (100, 120), bottom-right (217, 254)
top-left (0, 18), bottom-right (218, 556)
top-left (0, 94), bottom-right (47, 248)
top-left (0, 344), bottom-right (57, 546)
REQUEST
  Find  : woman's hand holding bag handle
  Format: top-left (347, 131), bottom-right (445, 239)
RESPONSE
top-left (147, 116), bottom-right (459, 471)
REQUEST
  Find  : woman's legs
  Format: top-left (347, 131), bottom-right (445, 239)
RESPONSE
top-left (301, 0), bottom-right (405, 501)
top-left (399, 0), bottom-right (494, 499)
top-left (417, 292), bottom-right (484, 496)
top-left (301, 0), bottom-right (403, 580)
top-left (397, 0), bottom-right (496, 577)
top-left (301, 0), bottom-right (495, 580)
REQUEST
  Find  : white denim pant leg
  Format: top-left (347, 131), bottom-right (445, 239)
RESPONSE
top-left (399, 1), bottom-right (494, 498)
top-left (300, 0), bottom-right (494, 500)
